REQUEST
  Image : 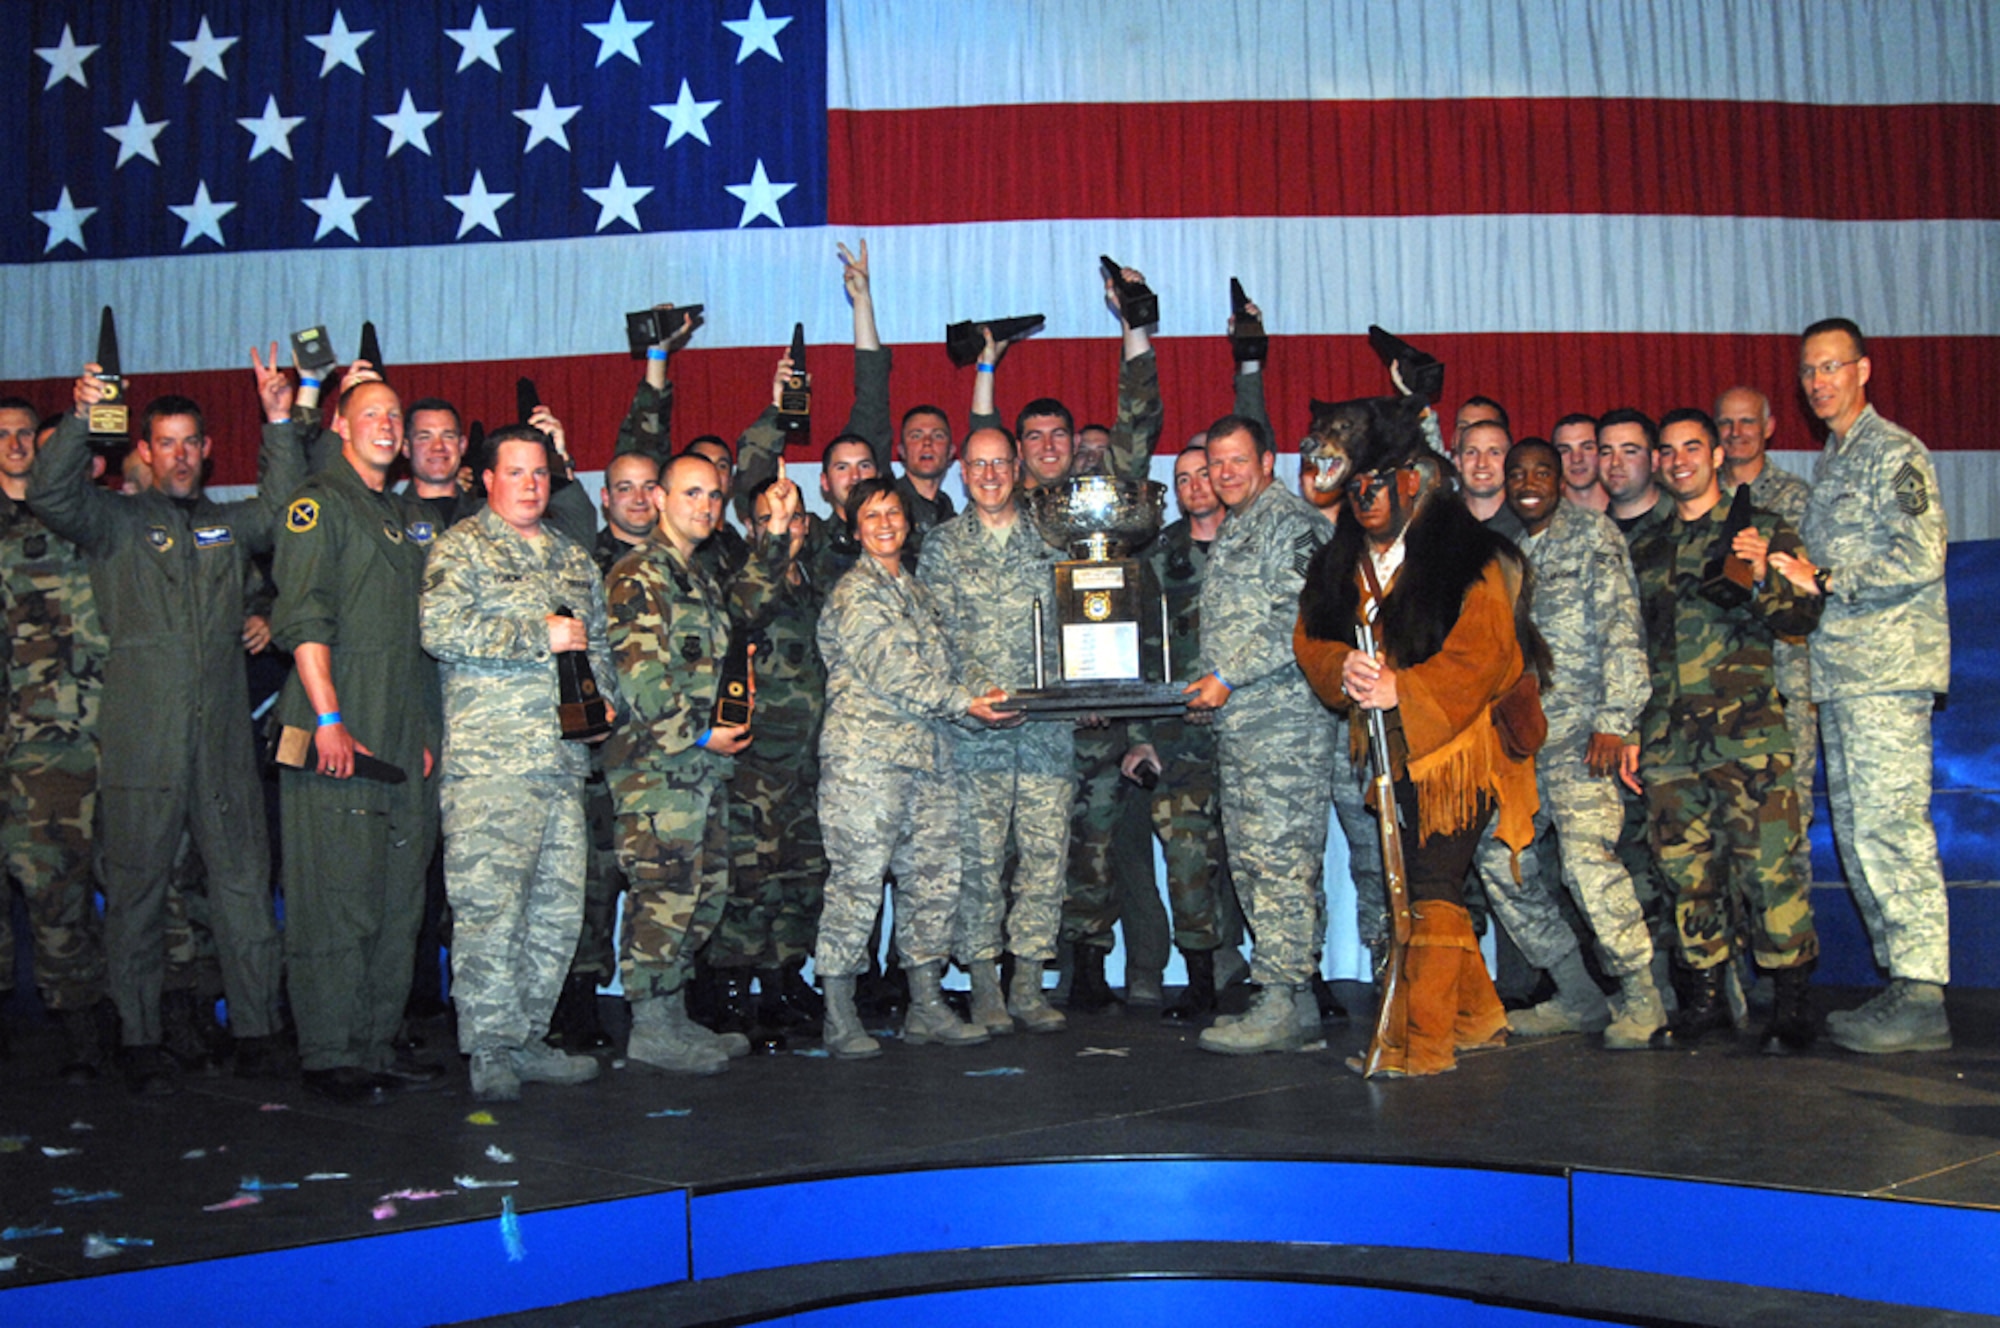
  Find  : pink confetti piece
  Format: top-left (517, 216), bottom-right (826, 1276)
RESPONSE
top-left (378, 1188), bottom-right (457, 1203)
top-left (258, 1103), bottom-right (290, 1112)
top-left (371, 1201), bottom-right (398, 1221)
top-left (202, 1193), bottom-right (262, 1213)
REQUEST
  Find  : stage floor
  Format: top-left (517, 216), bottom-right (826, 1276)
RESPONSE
top-left (5, 981), bottom-right (2000, 1300)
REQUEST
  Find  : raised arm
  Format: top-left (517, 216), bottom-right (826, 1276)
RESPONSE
top-left (25, 372), bottom-right (119, 552)
top-left (1104, 265), bottom-right (1163, 484)
top-left (613, 305), bottom-right (694, 461)
top-left (840, 239), bottom-right (895, 472)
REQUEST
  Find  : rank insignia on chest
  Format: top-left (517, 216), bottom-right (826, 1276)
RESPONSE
top-left (681, 634), bottom-right (703, 663)
top-left (146, 526), bottom-right (173, 551)
top-left (193, 525), bottom-right (233, 549)
top-left (406, 521), bottom-right (435, 545)
top-left (286, 499), bottom-right (318, 534)
top-left (382, 518), bottom-right (405, 544)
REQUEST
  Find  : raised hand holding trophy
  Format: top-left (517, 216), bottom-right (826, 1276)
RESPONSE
top-left (87, 307), bottom-right (128, 450)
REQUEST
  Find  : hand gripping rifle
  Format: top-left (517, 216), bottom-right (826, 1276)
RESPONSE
top-left (1357, 607), bottom-right (1411, 1079)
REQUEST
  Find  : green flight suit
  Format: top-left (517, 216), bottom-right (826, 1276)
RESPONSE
top-left (271, 458), bottom-right (442, 1073)
top-left (27, 413), bottom-right (299, 1046)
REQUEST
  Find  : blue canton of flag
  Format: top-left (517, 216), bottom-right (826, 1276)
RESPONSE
top-left (6, 0), bottom-right (827, 263)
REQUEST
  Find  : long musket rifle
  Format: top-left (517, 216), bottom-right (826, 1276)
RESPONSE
top-left (1357, 603), bottom-right (1412, 1078)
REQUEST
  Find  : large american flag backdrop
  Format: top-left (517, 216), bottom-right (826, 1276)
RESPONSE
top-left (3, 0), bottom-right (1996, 535)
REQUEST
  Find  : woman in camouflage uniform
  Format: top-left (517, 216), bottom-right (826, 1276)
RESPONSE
top-left (812, 479), bottom-right (1013, 1057)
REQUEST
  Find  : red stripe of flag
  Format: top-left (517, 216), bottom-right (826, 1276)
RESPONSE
top-left (831, 100), bottom-right (2000, 224)
top-left (5, 334), bottom-right (1992, 486)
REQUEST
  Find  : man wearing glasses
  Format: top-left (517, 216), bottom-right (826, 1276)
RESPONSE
top-left (1766, 318), bottom-right (1952, 1054)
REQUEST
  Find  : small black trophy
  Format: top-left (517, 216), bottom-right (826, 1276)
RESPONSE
top-left (552, 606), bottom-right (613, 741)
top-left (1699, 484), bottom-right (1759, 610)
top-left (1366, 325), bottom-right (1445, 406)
top-left (1100, 255), bottom-right (1158, 329)
top-left (1228, 278), bottom-right (1267, 363)
top-left (87, 307), bottom-right (127, 450)
top-left (516, 376), bottom-right (541, 426)
top-left (291, 326), bottom-right (338, 378)
top-left (626, 305), bottom-right (704, 358)
top-left (945, 314), bottom-right (1045, 368)
top-left (715, 636), bottom-right (755, 728)
top-left (776, 323), bottom-right (810, 433)
top-left (357, 319), bottom-right (386, 381)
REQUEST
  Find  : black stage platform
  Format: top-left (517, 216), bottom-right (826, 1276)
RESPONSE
top-left (6, 984), bottom-right (2000, 1326)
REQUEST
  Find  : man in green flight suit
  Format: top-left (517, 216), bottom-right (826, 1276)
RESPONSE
top-left (30, 365), bottom-right (301, 1094)
top-left (272, 379), bottom-right (444, 1107)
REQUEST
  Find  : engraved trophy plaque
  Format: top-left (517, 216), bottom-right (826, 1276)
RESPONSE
top-left (87, 307), bottom-right (128, 449)
top-left (995, 476), bottom-right (1189, 721)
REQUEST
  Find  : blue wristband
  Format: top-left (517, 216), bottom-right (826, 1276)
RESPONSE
top-left (299, 375), bottom-right (321, 390)
top-left (1211, 673), bottom-right (1232, 693)
top-left (317, 710), bottom-right (342, 727)
top-left (695, 728), bottom-right (713, 749)
top-left (976, 363), bottom-right (995, 374)
top-left (646, 347), bottom-right (668, 362)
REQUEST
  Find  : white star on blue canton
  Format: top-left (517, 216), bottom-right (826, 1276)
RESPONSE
top-left (169, 181), bottom-right (237, 248)
top-left (308, 10), bottom-right (373, 77)
top-left (445, 171), bottom-right (514, 239)
top-left (724, 159), bottom-right (796, 227)
top-left (514, 85), bottom-right (581, 154)
top-left (171, 16), bottom-right (237, 83)
top-left (305, 174), bottom-right (372, 242)
top-left (651, 79), bottom-right (721, 148)
top-left (446, 6), bottom-right (513, 73)
top-left (35, 24), bottom-right (99, 90)
top-left (238, 95), bottom-right (306, 161)
top-left (33, 187), bottom-right (95, 253)
top-left (374, 89), bottom-right (442, 158)
top-left (104, 101), bottom-right (169, 169)
top-left (583, 164), bottom-right (652, 232)
top-left (722, 0), bottom-right (792, 63)
top-left (584, 0), bottom-right (652, 67)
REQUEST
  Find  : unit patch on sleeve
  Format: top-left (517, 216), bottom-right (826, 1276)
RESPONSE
top-left (286, 499), bottom-right (319, 534)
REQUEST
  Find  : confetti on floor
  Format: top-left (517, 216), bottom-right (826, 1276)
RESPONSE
top-left (465, 1111), bottom-right (499, 1126)
top-left (52, 1187), bottom-right (121, 1205)
top-left (1077, 1046), bottom-right (1132, 1058)
top-left (258, 1104), bottom-right (290, 1113)
top-left (40, 1146), bottom-right (80, 1158)
top-left (68, 1120), bottom-right (94, 1132)
top-left (0, 1136), bottom-right (27, 1153)
top-left (82, 1233), bottom-right (152, 1259)
top-left (484, 1145), bottom-right (515, 1164)
top-left (964, 1067), bottom-right (1025, 1077)
top-left (645, 1108), bottom-right (691, 1118)
top-left (1, 1224), bottom-right (62, 1241)
top-left (202, 1193), bottom-right (262, 1213)
top-left (303, 1172), bottom-right (351, 1182)
top-left (239, 1176), bottom-right (299, 1193)
top-left (453, 1175), bottom-right (520, 1189)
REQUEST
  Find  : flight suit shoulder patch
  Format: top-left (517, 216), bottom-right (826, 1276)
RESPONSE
top-left (286, 498), bottom-right (319, 534)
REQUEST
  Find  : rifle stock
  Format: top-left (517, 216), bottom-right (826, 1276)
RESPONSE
top-left (1358, 619), bottom-right (1412, 1078)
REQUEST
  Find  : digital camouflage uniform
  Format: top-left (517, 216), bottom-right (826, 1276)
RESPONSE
top-left (1613, 503), bottom-right (1675, 944)
top-left (712, 558), bottom-right (828, 970)
top-left (0, 490), bottom-right (107, 1011)
top-left (1747, 464), bottom-right (1818, 897)
top-left (814, 555), bottom-right (977, 976)
top-left (422, 507), bottom-right (617, 1054)
top-left (1800, 405), bottom-right (1950, 984)
top-left (272, 458), bottom-right (442, 1073)
top-left (1630, 497), bottom-right (1821, 971)
top-left (919, 510), bottom-right (1074, 965)
top-left (29, 413), bottom-right (297, 1047)
top-left (1473, 498), bottom-right (1654, 976)
top-left (1201, 480), bottom-right (1335, 987)
top-left (603, 532), bottom-right (782, 1000)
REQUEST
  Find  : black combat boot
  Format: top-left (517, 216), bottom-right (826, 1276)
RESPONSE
top-left (121, 1043), bottom-right (180, 1096)
top-left (1759, 963), bottom-right (1817, 1056)
top-left (551, 972), bottom-right (613, 1050)
top-left (711, 970), bottom-right (755, 1039)
top-left (1161, 948), bottom-right (1217, 1023)
top-left (779, 962), bottom-right (824, 1025)
top-left (1312, 973), bottom-right (1347, 1021)
top-left (1067, 943), bottom-right (1117, 1012)
top-left (1650, 963), bottom-right (1734, 1049)
top-left (757, 967), bottom-right (809, 1038)
top-left (161, 990), bottom-right (219, 1073)
top-left (57, 1006), bottom-right (109, 1083)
